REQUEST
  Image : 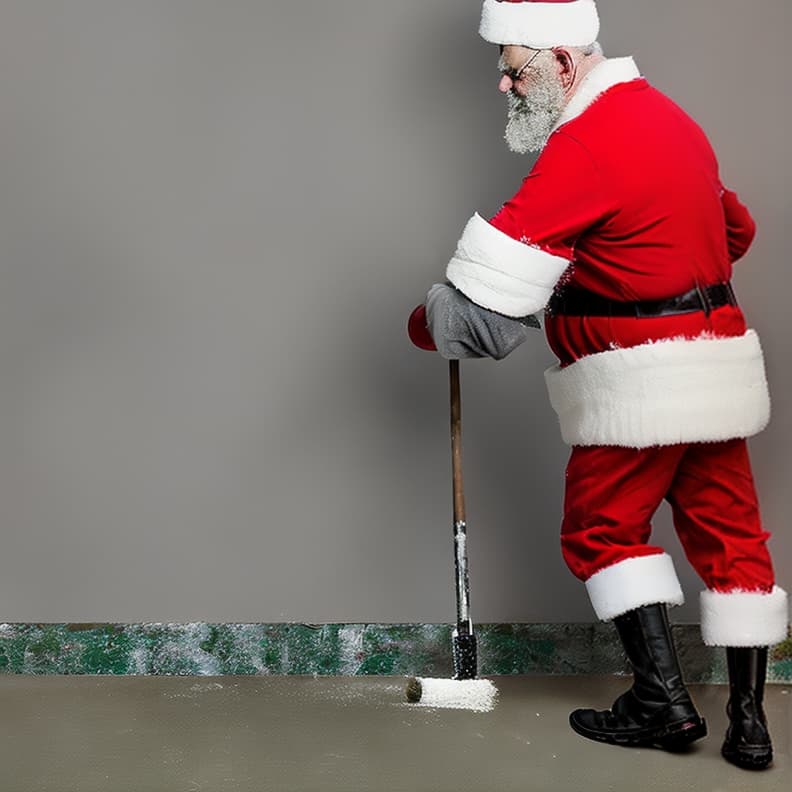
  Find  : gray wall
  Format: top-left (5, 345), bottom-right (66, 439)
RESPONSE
top-left (0, 1), bottom-right (788, 624)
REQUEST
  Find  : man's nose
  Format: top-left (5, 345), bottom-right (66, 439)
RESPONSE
top-left (499, 73), bottom-right (513, 93)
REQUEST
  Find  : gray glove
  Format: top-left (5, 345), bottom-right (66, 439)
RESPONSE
top-left (425, 283), bottom-right (540, 360)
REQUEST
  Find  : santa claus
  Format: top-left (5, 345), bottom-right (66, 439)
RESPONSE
top-left (409, 0), bottom-right (788, 770)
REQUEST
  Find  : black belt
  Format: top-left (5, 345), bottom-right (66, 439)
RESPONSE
top-left (547, 282), bottom-right (738, 318)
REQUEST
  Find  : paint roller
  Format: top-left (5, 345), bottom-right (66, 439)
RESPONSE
top-left (404, 355), bottom-right (497, 711)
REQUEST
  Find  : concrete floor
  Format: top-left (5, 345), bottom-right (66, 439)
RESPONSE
top-left (0, 676), bottom-right (788, 792)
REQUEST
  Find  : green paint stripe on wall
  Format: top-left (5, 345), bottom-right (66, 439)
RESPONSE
top-left (1, 623), bottom-right (790, 682)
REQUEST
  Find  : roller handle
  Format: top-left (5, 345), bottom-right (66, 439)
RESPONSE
top-left (450, 360), bottom-right (476, 682)
top-left (450, 359), bottom-right (465, 525)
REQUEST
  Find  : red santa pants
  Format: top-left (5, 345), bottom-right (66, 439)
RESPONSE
top-left (561, 439), bottom-right (776, 593)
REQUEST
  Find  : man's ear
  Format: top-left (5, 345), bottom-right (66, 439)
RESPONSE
top-left (553, 48), bottom-right (577, 90)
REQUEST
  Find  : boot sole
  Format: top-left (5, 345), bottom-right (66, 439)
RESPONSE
top-left (721, 743), bottom-right (773, 770)
top-left (569, 713), bottom-right (708, 750)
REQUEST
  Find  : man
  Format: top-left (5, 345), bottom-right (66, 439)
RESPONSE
top-left (408, 0), bottom-right (788, 771)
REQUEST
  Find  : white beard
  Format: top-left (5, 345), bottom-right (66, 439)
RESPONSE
top-left (504, 74), bottom-right (565, 154)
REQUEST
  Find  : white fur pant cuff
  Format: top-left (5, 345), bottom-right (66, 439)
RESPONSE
top-left (700, 586), bottom-right (789, 647)
top-left (585, 553), bottom-right (685, 622)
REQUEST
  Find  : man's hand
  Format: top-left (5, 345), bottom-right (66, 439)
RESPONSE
top-left (422, 283), bottom-right (539, 360)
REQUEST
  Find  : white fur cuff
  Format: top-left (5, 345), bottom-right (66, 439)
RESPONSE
top-left (700, 586), bottom-right (789, 647)
top-left (446, 213), bottom-right (569, 318)
top-left (585, 553), bottom-right (684, 622)
top-left (480, 0), bottom-right (600, 49)
top-left (544, 330), bottom-right (770, 448)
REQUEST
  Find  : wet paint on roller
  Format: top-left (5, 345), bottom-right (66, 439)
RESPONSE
top-left (0, 622), bottom-right (789, 680)
top-left (406, 677), bottom-right (499, 712)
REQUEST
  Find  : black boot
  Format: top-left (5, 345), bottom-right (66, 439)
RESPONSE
top-left (721, 647), bottom-right (773, 770)
top-left (569, 603), bottom-right (707, 749)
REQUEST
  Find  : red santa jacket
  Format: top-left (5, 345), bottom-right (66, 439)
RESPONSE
top-left (445, 58), bottom-right (770, 448)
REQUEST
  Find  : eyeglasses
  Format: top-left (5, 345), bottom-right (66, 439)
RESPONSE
top-left (500, 49), bottom-right (543, 83)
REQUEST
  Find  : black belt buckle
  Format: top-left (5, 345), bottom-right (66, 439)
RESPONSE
top-left (695, 282), bottom-right (712, 317)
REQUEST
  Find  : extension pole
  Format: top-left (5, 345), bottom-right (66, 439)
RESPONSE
top-left (450, 360), bottom-right (476, 678)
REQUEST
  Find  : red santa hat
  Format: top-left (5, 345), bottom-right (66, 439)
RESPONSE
top-left (480, 0), bottom-right (600, 49)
